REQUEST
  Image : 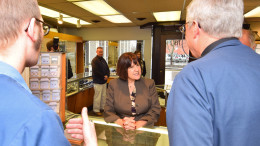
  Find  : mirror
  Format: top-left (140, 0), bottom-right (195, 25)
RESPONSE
top-left (84, 40), bottom-right (144, 73)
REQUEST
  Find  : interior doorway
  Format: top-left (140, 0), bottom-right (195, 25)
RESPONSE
top-left (151, 24), bottom-right (182, 86)
top-left (165, 39), bottom-right (189, 86)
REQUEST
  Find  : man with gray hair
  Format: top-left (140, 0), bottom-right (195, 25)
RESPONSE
top-left (91, 47), bottom-right (110, 116)
top-left (240, 29), bottom-right (257, 50)
top-left (166, 0), bottom-right (260, 146)
top-left (0, 0), bottom-right (97, 145)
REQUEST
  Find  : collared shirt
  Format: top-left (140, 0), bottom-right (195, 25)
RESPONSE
top-left (201, 37), bottom-right (238, 57)
top-left (0, 61), bottom-right (70, 145)
top-left (167, 39), bottom-right (260, 146)
top-left (0, 61), bottom-right (31, 93)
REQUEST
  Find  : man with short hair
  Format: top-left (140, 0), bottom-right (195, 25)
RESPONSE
top-left (240, 29), bottom-right (257, 50)
top-left (166, 0), bottom-right (260, 146)
top-left (0, 0), bottom-right (96, 145)
top-left (91, 47), bottom-right (110, 116)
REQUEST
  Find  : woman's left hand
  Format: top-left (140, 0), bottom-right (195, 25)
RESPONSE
top-left (135, 120), bottom-right (147, 129)
top-left (123, 117), bottom-right (136, 130)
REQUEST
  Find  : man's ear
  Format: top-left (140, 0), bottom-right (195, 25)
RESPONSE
top-left (26, 18), bottom-right (38, 42)
top-left (192, 21), bottom-right (200, 39)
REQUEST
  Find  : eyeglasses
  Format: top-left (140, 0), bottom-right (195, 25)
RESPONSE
top-left (25, 18), bottom-right (52, 36)
top-left (179, 22), bottom-right (190, 34)
top-left (179, 21), bottom-right (201, 34)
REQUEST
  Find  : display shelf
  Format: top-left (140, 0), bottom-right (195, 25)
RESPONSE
top-left (66, 72), bottom-right (93, 97)
top-left (29, 52), bottom-right (66, 122)
top-left (66, 72), bottom-right (94, 114)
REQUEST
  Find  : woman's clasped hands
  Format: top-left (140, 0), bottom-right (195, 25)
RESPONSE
top-left (123, 117), bottom-right (136, 130)
top-left (115, 117), bottom-right (147, 130)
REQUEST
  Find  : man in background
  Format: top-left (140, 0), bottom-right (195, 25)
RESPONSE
top-left (0, 0), bottom-right (96, 145)
top-left (166, 0), bottom-right (260, 146)
top-left (46, 39), bottom-right (73, 79)
top-left (239, 28), bottom-right (257, 50)
top-left (91, 47), bottom-right (110, 116)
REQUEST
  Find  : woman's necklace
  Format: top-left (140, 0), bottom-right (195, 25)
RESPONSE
top-left (128, 82), bottom-right (135, 93)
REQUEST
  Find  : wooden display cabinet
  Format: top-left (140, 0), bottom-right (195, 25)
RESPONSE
top-left (66, 73), bottom-right (94, 113)
top-left (29, 52), bottom-right (66, 122)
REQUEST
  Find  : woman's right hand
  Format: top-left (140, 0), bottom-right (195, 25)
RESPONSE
top-left (123, 117), bottom-right (136, 130)
top-left (115, 119), bottom-right (124, 127)
top-left (115, 117), bottom-right (135, 130)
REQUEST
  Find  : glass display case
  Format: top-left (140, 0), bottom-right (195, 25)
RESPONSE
top-left (65, 116), bottom-right (169, 146)
top-left (66, 72), bottom-right (93, 97)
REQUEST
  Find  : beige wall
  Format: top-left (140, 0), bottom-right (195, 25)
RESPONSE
top-left (61, 27), bottom-right (152, 78)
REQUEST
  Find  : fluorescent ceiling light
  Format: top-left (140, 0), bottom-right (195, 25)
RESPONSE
top-left (63, 17), bottom-right (91, 25)
top-left (244, 6), bottom-right (260, 17)
top-left (72, 1), bottom-right (120, 16)
top-left (39, 6), bottom-right (90, 25)
top-left (39, 6), bottom-right (69, 18)
top-left (153, 11), bottom-right (181, 22)
top-left (101, 15), bottom-right (131, 23)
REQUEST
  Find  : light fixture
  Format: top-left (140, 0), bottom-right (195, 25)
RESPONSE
top-left (244, 6), bottom-right (260, 18)
top-left (101, 15), bottom-right (131, 23)
top-left (39, 6), bottom-right (70, 18)
top-left (63, 17), bottom-right (91, 25)
top-left (39, 6), bottom-right (91, 26)
top-left (77, 19), bottom-right (81, 28)
top-left (58, 13), bottom-right (63, 24)
top-left (153, 11), bottom-right (181, 22)
top-left (71, 0), bottom-right (120, 16)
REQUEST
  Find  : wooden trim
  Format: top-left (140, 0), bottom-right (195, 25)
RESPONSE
top-left (44, 31), bottom-right (83, 42)
top-left (76, 42), bottom-right (84, 74)
top-left (60, 53), bottom-right (66, 122)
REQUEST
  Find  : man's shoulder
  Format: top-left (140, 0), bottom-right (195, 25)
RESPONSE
top-left (92, 56), bottom-right (99, 61)
top-left (1, 75), bottom-right (49, 101)
top-left (91, 56), bottom-right (98, 63)
top-left (0, 74), bottom-right (54, 118)
top-left (0, 75), bottom-right (63, 144)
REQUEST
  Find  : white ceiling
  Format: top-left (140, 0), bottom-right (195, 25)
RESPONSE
top-left (38, 0), bottom-right (260, 28)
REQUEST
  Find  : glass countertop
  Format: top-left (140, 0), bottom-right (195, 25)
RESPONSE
top-left (65, 116), bottom-right (169, 146)
top-left (67, 72), bottom-right (92, 82)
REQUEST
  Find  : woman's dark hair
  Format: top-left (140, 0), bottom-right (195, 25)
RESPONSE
top-left (46, 40), bottom-right (54, 51)
top-left (117, 52), bottom-right (139, 80)
top-left (134, 50), bottom-right (142, 58)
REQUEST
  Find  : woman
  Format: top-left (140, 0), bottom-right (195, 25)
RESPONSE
top-left (104, 52), bottom-right (161, 130)
top-left (134, 50), bottom-right (146, 77)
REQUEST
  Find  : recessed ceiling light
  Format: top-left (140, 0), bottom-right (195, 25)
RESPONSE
top-left (92, 20), bottom-right (101, 23)
top-left (101, 15), bottom-right (132, 23)
top-left (153, 11), bottom-right (181, 22)
top-left (72, 0), bottom-right (120, 16)
top-left (136, 18), bottom-right (146, 21)
top-left (244, 6), bottom-right (260, 18)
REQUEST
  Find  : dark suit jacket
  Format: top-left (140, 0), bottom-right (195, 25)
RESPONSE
top-left (91, 55), bottom-right (110, 84)
top-left (104, 78), bottom-right (161, 126)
